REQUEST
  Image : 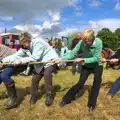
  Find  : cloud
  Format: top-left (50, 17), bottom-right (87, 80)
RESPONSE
top-left (75, 6), bottom-right (83, 16)
top-left (57, 28), bottom-right (79, 37)
top-left (89, 19), bottom-right (120, 31)
top-left (0, 16), bottom-right (13, 21)
top-left (0, 0), bottom-right (79, 24)
top-left (89, 0), bottom-right (101, 7)
top-left (115, 2), bottom-right (120, 11)
top-left (14, 20), bottom-right (61, 38)
top-left (48, 11), bottom-right (60, 21)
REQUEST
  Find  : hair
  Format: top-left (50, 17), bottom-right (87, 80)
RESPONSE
top-left (10, 40), bottom-right (15, 44)
top-left (82, 29), bottom-right (95, 42)
top-left (19, 32), bottom-right (32, 45)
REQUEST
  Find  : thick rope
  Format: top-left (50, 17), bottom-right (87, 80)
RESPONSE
top-left (0, 60), bottom-right (75, 65)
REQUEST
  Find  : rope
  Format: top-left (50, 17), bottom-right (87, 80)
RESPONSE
top-left (0, 60), bottom-right (75, 65)
top-left (0, 59), bottom-right (112, 65)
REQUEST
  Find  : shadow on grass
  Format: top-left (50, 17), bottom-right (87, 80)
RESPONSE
top-left (0, 84), bottom-right (68, 108)
top-left (38, 84), bottom-right (69, 101)
top-left (60, 85), bottom-right (91, 106)
top-left (101, 81), bottom-right (114, 89)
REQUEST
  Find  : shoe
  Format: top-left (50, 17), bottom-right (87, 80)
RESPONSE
top-left (88, 106), bottom-right (95, 112)
top-left (45, 91), bottom-right (53, 106)
top-left (4, 83), bottom-right (17, 109)
top-left (106, 94), bottom-right (113, 100)
top-left (60, 101), bottom-right (66, 107)
top-left (29, 96), bottom-right (37, 104)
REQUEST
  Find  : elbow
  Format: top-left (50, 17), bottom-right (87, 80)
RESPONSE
top-left (32, 56), bottom-right (40, 61)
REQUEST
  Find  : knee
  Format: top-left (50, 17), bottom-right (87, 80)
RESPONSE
top-left (0, 72), bottom-right (9, 80)
top-left (44, 70), bottom-right (51, 77)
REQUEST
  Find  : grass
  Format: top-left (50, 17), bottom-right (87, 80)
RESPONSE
top-left (0, 67), bottom-right (120, 120)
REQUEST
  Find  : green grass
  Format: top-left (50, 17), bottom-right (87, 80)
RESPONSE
top-left (0, 67), bottom-right (120, 120)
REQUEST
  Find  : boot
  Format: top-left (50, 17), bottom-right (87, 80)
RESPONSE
top-left (4, 83), bottom-right (17, 109)
top-left (30, 75), bottom-right (42, 104)
top-left (45, 90), bottom-right (53, 106)
top-left (30, 81), bottom-right (38, 104)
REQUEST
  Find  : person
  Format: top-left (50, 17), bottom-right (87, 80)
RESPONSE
top-left (101, 49), bottom-right (120, 100)
top-left (45, 38), bottom-right (50, 45)
top-left (51, 40), bottom-right (59, 55)
top-left (57, 29), bottom-right (103, 112)
top-left (0, 44), bottom-right (23, 109)
top-left (9, 40), bottom-right (19, 51)
top-left (60, 42), bottom-right (69, 67)
top-left (71, 32), bottom-right (82, 74)
top-left (1, 32), bottom-right (59, 106)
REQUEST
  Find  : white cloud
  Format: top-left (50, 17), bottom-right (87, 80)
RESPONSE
top-left (14, 20), bottom-right (61, 38)
top-left (57, 28), bottom-right (79, 37)
top-left (68, 0), bottom-right (81, 7)
top-left (89, 0), bottom-right (101, 7)
top-left (89, 19), bottom-right (120, 31)
top-left (0, 16), bottom-right (13, 21)
top-left (75, 6), bottom-right (83, 16)
top-left (0, 0), bottom-right (79, 24)
top-left (115, 2), bottom-right (120, 11)
top-left (48, 11), bottom-right (60, 21)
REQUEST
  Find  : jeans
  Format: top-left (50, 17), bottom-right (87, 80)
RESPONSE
top-left (72, 62), bottom-right (82, 74)
top-left (108, 77), bottom-right (120, 96)
top-left (62, 65), bottom-right (103, 107)
top-left (0, 65), bottom-right (14, 84)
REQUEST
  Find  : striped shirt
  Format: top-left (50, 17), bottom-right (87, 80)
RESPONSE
top-left (0, 44), bottom-right (16, 58)
top-left (0, 44), bottom-right (16, 69)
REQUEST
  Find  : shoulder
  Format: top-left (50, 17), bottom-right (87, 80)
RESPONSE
top-left (31, 37), bottom-right (47, 47)
top-left (95, 37), bottom-right (102, 44)
top-left (32, 37), bottom-right (44, 43)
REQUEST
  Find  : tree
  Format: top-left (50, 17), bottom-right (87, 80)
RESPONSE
top-left (97, 28), bottom-right (119, 50)
top-left (115, 28), bottom-right (120, 42)
top-left (68, 33), bottom-right (76, 49)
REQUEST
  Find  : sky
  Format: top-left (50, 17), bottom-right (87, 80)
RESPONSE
top-left (0, 0), bottom-right (120, 38)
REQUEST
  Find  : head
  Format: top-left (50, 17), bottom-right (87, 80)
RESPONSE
top-left (10, 40), bottom-right (15, 47)
top-left (45, 38), bottom-right (49, 43)
top-left (62, 42), bottom-right (65, 47)
top-left (19, 32), bottom-right (32, 49)
top-left (52, 40), bottom-right (56, 47)
top-left (82, 29), bottom-right (95, 47)
top-left (76, 32), bottom-right (82, 39)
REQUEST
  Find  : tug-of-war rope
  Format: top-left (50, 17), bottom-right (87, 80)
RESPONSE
top-left (0, 59), bottom-right (111, 65)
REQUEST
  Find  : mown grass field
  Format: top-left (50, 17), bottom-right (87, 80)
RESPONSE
top-left (0, 67), bottom-right (120, 120)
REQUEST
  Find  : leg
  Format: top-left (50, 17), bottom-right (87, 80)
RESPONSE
top-left (60, 66), bottom-right (91, 107)
top-left (72, 62), bottom-right (77, 75)
top-left (88, 66), bottom-right (103, 111)
top-left (30, 72), bottom-right (43, 104)
top-left (44, 64), bottom-right (57, 106)
top-left (107, 77), bottom-right (120, 97)
top-left (1, 65), bottom-right (17, 109)
top-left (77, 62), bottom-right (82, 73)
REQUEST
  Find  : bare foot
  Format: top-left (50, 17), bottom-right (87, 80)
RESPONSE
top-left (106, 94), bottom-right (113, 100)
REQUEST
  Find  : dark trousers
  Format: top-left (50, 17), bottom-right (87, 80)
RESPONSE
top-left (62, 65), bottom-right (103, 107)
top-left (31, 64), bottom-right (59, 96)
top-left (72, 62), bottom-right (82, 74)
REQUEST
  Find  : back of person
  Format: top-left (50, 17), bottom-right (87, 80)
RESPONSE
top-left (31, 37), bottom-right (59, 62)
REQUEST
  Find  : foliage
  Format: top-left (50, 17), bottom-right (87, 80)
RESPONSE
top-left (97, 28), bottom-right (119, 50)
top-left (68, 33), bottom-right (76, 50)
top-left (115, 28), bottom-right (120, 42)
